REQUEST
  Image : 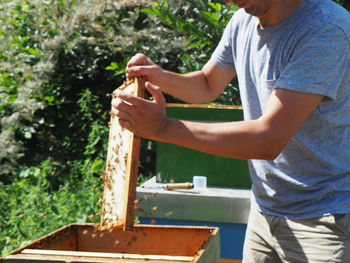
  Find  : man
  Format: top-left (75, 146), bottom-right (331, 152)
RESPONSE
top-left (111, 0), bottom-right (350, 262)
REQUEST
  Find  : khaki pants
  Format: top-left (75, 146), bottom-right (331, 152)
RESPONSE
top-left (243, 207), bottom-right (350, 263)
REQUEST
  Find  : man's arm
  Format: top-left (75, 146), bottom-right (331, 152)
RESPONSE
top-left (126, 54), bottom-right (236, 103)
top-left (159, 60), bottom-right (236, 103)
top-left (113, 84), bottom-right (324, 160)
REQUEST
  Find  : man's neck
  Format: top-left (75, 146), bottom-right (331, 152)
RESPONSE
top-left (259, 0), bottom-right (302, 29)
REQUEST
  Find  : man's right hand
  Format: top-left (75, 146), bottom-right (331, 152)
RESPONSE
top-left (126, 53), bottom-right (164, 86)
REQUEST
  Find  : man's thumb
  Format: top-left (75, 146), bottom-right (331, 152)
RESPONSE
top-left (145, 81), bottom-right (165, 106)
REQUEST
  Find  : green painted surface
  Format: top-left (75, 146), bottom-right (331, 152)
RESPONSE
top-left (198, 229), bottom-right (221, 263)
top-left (156, 105), bottom-right (252, 188)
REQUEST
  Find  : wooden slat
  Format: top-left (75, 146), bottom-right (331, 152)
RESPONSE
top-left (166, 103), bottom-right (242, 109)
top-left (21, 249), bottom-right (193, 262)
top-left (123, 77), bottom-right (145, 231)
top-left (101, 77), bottom-right (145, 231)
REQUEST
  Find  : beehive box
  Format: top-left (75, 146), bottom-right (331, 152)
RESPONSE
top-left (1, 223), bottom-right (220, 263)
top-left (157, 104), bottom-right (251, 188)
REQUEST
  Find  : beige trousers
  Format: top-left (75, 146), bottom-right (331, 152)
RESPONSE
top-left (243, 207), bottom-right (350, 263)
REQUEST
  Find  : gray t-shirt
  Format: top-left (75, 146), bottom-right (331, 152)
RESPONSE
top-left (211, 0), bottom-right (350, 219)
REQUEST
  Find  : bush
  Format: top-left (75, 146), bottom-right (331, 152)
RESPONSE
top-left (0, 0), bottom-right (238, 255)
top-left (141, 0), bottom-right (239, 104)
top-left (0, 0), bottom-right (160, 255)
top-left (0, 159), bottom-right (102, 255)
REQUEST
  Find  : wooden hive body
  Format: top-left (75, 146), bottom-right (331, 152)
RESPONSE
top-left (1, 223), bottom-right (221, 262)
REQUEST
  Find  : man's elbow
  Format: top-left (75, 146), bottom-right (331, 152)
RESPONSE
top-left (256, 131), bottom-right (288, 161)
top-left (260, 150), bottom-right (281, 161)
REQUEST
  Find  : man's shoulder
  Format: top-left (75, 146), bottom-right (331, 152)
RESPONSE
top-left (230, 8), bottom-right (256, 31)
top-left (291, 0), bottom-right (350, 47)
top-left (310, 0), bottom-right (350, 36)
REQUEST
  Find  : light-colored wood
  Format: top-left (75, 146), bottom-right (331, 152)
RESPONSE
top-left (21, 249), bottom-right (193, 262)
top-left (101, 77), bottom-right (145, 231)
top-left (75, 224), bottom-right (214, 256)
top-left (123, 77), bottom-right (145, 231)
top-left (165, 182), bottom-right (193, 190)
top-left (166, 103), bottom-right (242, 109)
top-left (2, 224), bottom-right (220, 262)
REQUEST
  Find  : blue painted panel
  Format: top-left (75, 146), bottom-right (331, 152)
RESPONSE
top-left (139, 217), bottom-right (246, 260)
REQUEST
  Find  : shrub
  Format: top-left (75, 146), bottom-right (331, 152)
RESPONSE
top-left (0, 0), bottom-right (162, 254)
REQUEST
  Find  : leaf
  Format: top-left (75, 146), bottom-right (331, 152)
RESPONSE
top-left (58, 0), bottom-right (65, 9)
top-left (51, 205), bottom-right (59, 214)
top-left (208, 2), bottom-right (222, 12)
top-left (200, 11), bottom-right (220, 26)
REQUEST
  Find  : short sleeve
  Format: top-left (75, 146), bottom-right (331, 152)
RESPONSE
top-left (276, 24), bottom-right (350, 100)
top-left (211, 15), bottom-right (235, 69)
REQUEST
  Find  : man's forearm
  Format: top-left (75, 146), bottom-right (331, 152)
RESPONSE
top-left (158, 70), bottom-right (217, 103)
top-left (156, 118), bottom-right (278, 161)
top-left (158, 60), bottom-right (236, 103)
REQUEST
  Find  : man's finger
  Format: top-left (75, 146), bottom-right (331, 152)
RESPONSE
top-left (126, 65), bottom-right (157, 77)
top-left (115, 90), bottom-right (143, 106)
top-left (118, 118), bottom-right (132, 130)
top-left (127, 53), bottom-right (147, 67)
top-left (110, 105), bottom-right (132, 120)
top-left (145, 81), bottom-right (165, 107)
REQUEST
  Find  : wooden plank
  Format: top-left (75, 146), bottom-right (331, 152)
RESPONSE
top-left (166, 103), bottom-right (242, 109)
top-left (75, 224), bottom-right (216, 256)
top-left (122, 77), bottom-right (145, 231)
top-left (21, 249), bottom-right (193, 262)
top-left (4, 223), bottom-right (76, 256)
top-left (101, 77), bottom-right (145, 231)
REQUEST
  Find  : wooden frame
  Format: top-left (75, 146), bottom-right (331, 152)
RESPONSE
top-left (122, 77), bottom-right (145, 231)
top-left (101, 77), bottom-right (145, 231)
top-left (1, 223), bottom-right (220, 263)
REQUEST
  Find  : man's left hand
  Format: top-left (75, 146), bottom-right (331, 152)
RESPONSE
top-left (111, 81), bottom-right (168, 141)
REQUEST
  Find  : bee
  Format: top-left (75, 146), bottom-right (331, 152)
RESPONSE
top-left (134, 198), bottom-right (143, 204)
top-left (165, 211), bottom-right (173, 217)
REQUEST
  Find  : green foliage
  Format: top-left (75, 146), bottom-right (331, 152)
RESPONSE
top-left (0, 0), bottom-right (161, 255)
top-left (140, 0), bottom-right (240, 104)
top-left (0, 159), bottom-right (102, 255)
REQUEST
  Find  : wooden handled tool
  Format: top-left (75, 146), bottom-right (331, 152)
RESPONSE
top-left (165, 182), bottom-right (194, 190)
